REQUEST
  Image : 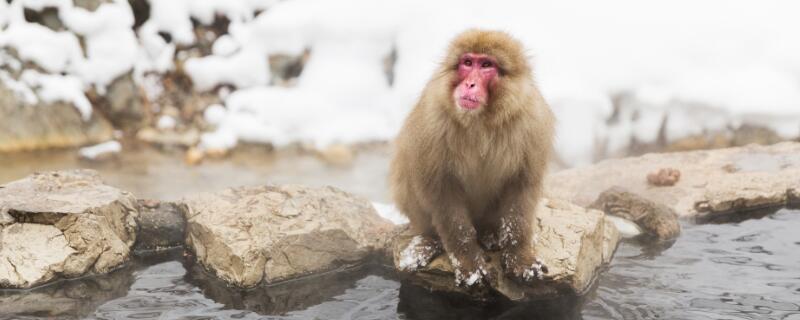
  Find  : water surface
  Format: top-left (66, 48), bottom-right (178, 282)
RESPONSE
top-left (1, 148), bottom-right (798, 319)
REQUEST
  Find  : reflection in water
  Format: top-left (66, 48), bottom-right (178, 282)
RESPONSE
top-left (0, 145), bottom-right (392, 202)
top-left (583, 209), bottom-right (800, 320)
top-left (398, 281), bottom-right (583, 320)
top-left (2, 147), bottom-right (800, 319)
top-left (184, 261), bottom-right (394, 315)
top-left (0, 214), bottom-right (798, 320)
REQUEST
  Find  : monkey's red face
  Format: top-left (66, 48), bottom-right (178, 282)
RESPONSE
top-left (453, 53), bottom-right (499, 111)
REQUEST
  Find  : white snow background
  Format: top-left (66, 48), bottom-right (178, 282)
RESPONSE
top-left (1, 0), bottom-right (800, 167)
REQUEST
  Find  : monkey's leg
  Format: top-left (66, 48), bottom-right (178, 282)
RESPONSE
top-left (426, 179), bottom-right (494, 287)
top-left (496, 179), bottom-right (548, 284)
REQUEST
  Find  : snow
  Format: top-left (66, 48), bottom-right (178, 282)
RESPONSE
top-left (186, 0), bottom-right (800, 164)
top-left (20, 70), bottom-right (92, 120)
top-left (78, 140), bottom-right (121, 160)
top-left (371, 202), bottom-right (409, 225)
top-left (606, 215), bottom-right (643, 238)
top-left (397, 235), bottom-right (427, 271)
top-left (156, 115), bottom-right (177, 130)
top-left (2, 0), bottom-right (799, 164)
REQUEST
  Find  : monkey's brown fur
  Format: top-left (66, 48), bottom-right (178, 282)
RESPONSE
top-left (390, 29), bottom-right (555, 286)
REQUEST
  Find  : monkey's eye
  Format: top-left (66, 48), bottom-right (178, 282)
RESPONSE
top-left (481, 61), bottom-right (493, 68)
top-left (463, 60), bottom-right (472, 67)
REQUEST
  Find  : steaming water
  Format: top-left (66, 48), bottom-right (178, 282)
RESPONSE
top-left (1, 148), bottom-right (798, 320)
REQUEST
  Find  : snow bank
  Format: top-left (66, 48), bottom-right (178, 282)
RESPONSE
top-left (191, 0), bottom-right (800, 166)
top-left (2, 0), bottom-right (799, 165)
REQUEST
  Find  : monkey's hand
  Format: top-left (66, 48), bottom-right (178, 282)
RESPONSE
top-left (449, 251), bottom-right (496, 288)
top-left (502, 251), bottom-right (548, 284)
top-left (397, 235), bottom-right (442, 271)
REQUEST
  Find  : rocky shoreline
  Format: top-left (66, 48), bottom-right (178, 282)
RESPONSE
top-left (1, 142), bottom-right (799, 303)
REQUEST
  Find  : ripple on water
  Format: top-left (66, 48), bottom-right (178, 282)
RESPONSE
top-left (2, 210), bottom-right (799, 320)
top-left (584, 208), bottom-right (800, 320)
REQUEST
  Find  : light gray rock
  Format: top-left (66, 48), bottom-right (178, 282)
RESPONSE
top-left (0, 83), bottom-right (114, 152)
top-left (102, 72), bottom-right (144, 129)
top-left (393, 198), bottom-right (620, 301)
top-left (182, 185), bottom-right (395, 288)
top-left (0, 170), bottom-right (138, 288)
top-left (548, 142), bottom-right (800, 220)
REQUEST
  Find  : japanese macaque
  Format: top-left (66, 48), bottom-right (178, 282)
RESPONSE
top-left (390, 29), bottom-right (555, 287)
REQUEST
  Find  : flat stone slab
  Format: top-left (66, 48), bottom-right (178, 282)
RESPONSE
top-left (182, 185), bottom-right (396, 288)
top-left (548, 142), bottom-right (800, 219)
top-left (393, 198), bottom-right (620, 301)
top-left (0, 170), bottom-right (138, 288)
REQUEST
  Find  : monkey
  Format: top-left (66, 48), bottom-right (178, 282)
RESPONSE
top-left (390, 29), bottom-right (555, 287)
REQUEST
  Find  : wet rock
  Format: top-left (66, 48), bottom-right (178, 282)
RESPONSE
top-left (393, 198), bottom-right (619, 301)
top-left (548, 142), bottom-right (800, 220)
top-left (182, 185), bottom-right (395, 288)
top-left (0, 170), bottom-right (138, 289)
top-left (0, 83), bottom-right (114, 152)
top-left (589, 187), bottom-right (680, 241)
top-left (133, 200), bottom-right (186, 252)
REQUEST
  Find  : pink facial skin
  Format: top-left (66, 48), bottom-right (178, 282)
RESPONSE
top-left (453, 53), bottom-right (499, 110)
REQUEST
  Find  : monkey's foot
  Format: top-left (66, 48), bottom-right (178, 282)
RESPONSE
top-left (397, 235), bottom-right (442, 271)
top-left (502, 251), bottom-right (549, 284)
top-left (449, 253), bottom-right (495, 288)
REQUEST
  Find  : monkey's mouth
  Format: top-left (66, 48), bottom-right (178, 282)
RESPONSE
top-left (458, 96), bottom-right (481, 110)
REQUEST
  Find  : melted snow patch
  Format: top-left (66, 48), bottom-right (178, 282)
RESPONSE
top-left (398, 235), bottom-right (428, 271)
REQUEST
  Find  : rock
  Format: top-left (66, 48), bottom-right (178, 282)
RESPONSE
top-left (136, 127), bottom-right (200, 147)
top-left (647, 168), bottom-right (681, 187)
top-left (74, 0), bottom-right (112, 11)
top-left (269, 50), bottom-right (310, 86)
top-left (319, 143), bottom-right (355, 166)
top-left (96, 72), bottom-right (145, 130)
top-left (548, 142), bottom-right (800, 220)
top-left (392, 198), bottom-right (619, 301)
top-left (589, 187), bottom-right (680, 241)
top-left (0, 170), bottom-right (138, 288)
top-left (133, 200), bottom-right (186, 252)
top-left (0, 83), bottom-right (114, 152)
top-left (184, 146), bottom-right (205, 165)
top-left (182, 185), bottom-right (395, 288)
top-left (22, 6), bottom-right (64, 31)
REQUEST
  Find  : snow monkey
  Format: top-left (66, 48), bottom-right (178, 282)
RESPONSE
top-left (390, 29), bottom-right (555, 287)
